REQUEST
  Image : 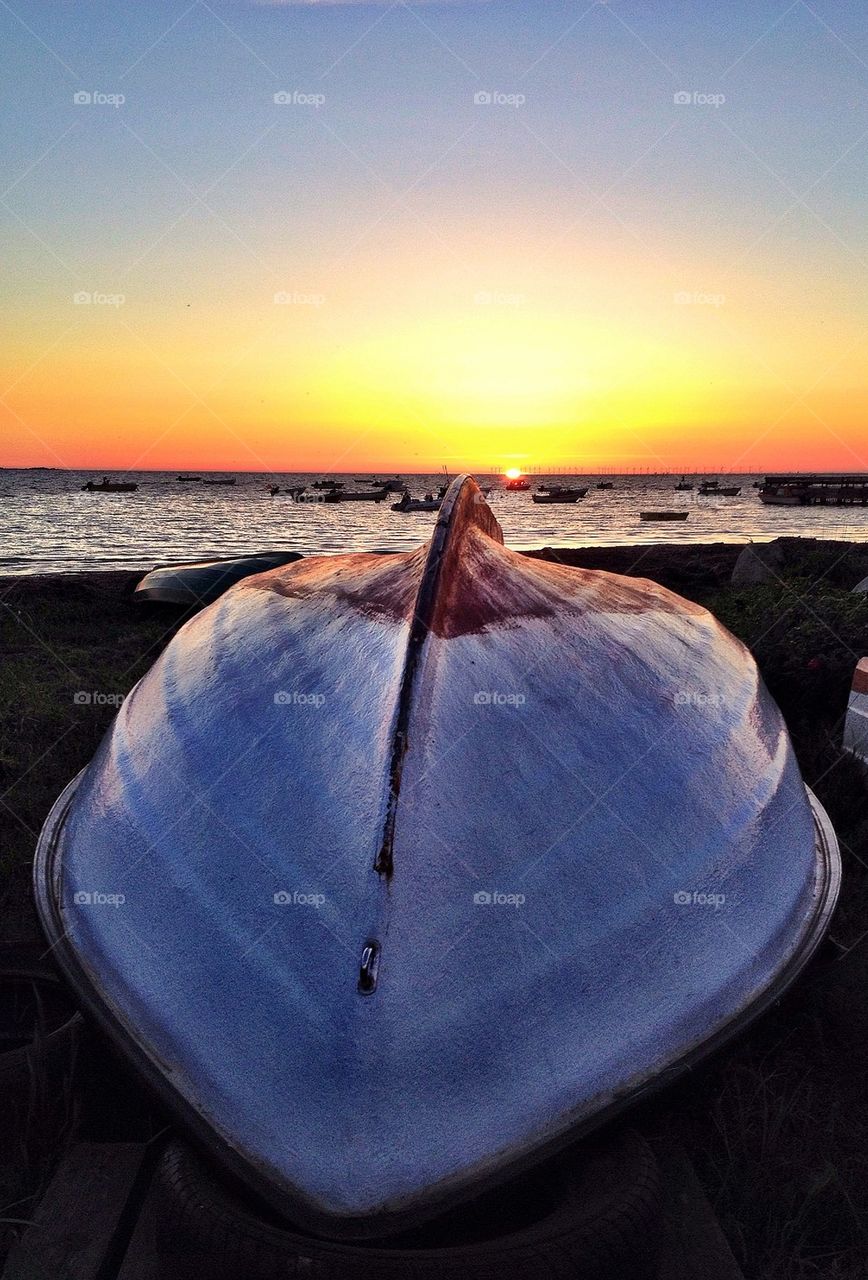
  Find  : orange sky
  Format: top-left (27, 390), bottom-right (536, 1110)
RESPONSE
top-left (4, 1), bottom-right (867, 475)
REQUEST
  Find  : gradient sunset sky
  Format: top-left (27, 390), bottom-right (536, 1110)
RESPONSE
top-left (2, 0), bottom-right (866, 473)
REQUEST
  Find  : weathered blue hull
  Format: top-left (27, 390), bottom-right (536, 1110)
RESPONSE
top-left (35, 476), bottom-right (839, 1239)
top-left (135, 550), bottom-right (303, 606)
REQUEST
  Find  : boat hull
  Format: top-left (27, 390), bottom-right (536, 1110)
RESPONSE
top-left (760, 491), bottom-right (804, 505)
top-left (35, 476), bottom-right (840, 1239)
top-left (135, 551), bottom-right (304, 605)
top-left (81, 482), bottom-right (138, 493)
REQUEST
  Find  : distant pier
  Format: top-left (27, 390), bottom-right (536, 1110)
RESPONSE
top-left (760, 475), bottom-right (868, 507)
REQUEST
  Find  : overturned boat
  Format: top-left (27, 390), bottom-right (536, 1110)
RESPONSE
top-left (35, 476), bottom-right (839, 1240)
top-left (135, 550), bottom-right (304, 606)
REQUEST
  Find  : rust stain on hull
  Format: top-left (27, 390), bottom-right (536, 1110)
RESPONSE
top-left (250, 508), bottom-right (704, 640)
top-left (248, 478), bottom-right (711, 886)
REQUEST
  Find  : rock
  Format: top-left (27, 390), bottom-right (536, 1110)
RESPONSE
top-left (730, 537), bottom-right (868, 587)
top-left (731, 539), bottom-right (788, 585)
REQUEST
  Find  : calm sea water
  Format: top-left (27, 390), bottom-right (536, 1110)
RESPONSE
top-left (2, 469), bottom-right (868, 575)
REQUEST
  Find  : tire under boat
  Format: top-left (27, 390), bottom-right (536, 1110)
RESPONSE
top-left (35, 475), bottom-right (840, 1240)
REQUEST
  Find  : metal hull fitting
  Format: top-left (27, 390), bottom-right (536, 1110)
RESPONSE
top-left (35, 476), bottom-right (840, 1240)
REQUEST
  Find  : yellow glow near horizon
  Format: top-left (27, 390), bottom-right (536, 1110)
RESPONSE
top-left (3, 227), bottom-right (868, 472)
top-left (505, 467), bottom-right (522, 479)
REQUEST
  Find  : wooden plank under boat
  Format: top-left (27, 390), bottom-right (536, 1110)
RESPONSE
top-left (34, 476), bottom-right (840, 1240)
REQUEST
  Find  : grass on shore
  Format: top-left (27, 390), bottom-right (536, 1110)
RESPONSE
top-left (2, 546), bottom-right (868, 1277)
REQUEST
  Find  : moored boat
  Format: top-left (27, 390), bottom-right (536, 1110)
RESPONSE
top-left (295, 490), bottom-right (341, 504)
top-left (81, 478), bottom-right (138, 493)
top-left (35, 476), bottom-right (840, 1240)
top-left (336, 488), bottom-right (389, 502)
top-left (391, 490), bottom-right (442, 512)
top-left (674, 476), bottom-right (693, 491)
top-left (759, 486), bottom-right (805, 505)
top-left (596, 481), bottom-right (614, 489)
top-left (640, 510), bottom-right (689, 521)
top-left (177, 475), bottom-right (202, 482)
top-left (699, 480), bottom-right (740, 497)
top-left (504, 476), bottom-right (531, 491)
top-left (531, 487), bottom-right (588, 504)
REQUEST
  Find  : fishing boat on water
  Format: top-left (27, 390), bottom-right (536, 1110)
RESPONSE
top-left (391, 489), bottom-right (442, 512)
top-left (177, 475), bottom-right (202, 482)
top-left (81, 478), bottom-right (138, 493)
top-left (267, 484), bottom-right (306, 498)
top-left (674, 476), bottom-right (693, 491)
top-left (699, 479), bottom-right (741, 497)
top-left (336, 488), bottom-right (389, 502)
top-left (313, 479), bottom-right (344, 490)
top-left (296, 490), bottom-right (341, 504)
top-left (35, 476), bottom-right (839, 1239)
top-left (504, 476), bottom-right (531, 491)
top-left (531, 487), bottom-right (588, 504)
top-left (596, 481), bottom-right (614, 490)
